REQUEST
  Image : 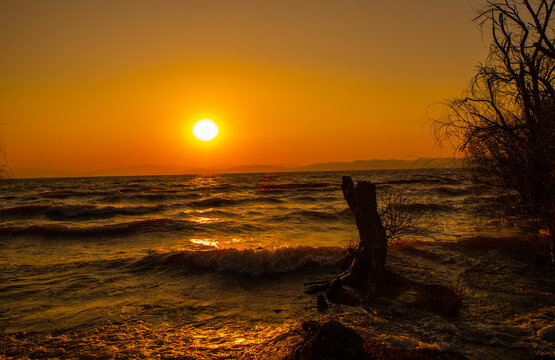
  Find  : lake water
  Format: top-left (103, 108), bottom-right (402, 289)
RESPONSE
top-left (0, 169), bottom-right (531, 358)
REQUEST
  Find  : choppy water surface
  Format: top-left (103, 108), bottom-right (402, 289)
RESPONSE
top-left (2, 169), bottom-right (547, 359)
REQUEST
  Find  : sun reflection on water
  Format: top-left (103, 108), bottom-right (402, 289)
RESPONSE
top-left (190, 216), bottom-right (223, 224)
top-left (190, 238), bottom-right (220, 248)
top-left (2, 318), bottom-right (301, 359)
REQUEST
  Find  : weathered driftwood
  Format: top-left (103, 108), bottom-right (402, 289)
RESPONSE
top-left (340, 176), bottom-right (387, 289)
top-left (338, 176), bottom-right (388, 289)
top-left (305, 176), bottom-right (388, 299)
top-left (339, 176), bottom-right (387, 290)
top-left (306, 177), bottom-right (465, 316)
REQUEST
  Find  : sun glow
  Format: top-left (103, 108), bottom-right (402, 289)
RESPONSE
top-left (193, 119), bottom-right (219, 141)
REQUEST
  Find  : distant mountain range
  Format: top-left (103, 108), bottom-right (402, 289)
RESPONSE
top-left (12, 158), bottom-right (461, 179)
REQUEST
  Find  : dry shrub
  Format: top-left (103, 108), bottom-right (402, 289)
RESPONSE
top-left (388, 239), bottom-right (428, 252)
top-left (415, 283), bottom-right (463, 318)
top-left (378, 185), bottom-right (440, 243)
top-left (286, 321), bottom-right (467, 360)
top-left (364, 341), bottom-right (467, 360)
top-left (457, 236), bottom-right (528, 250)
top-left (0, 140), bottom-right (12, 179)
top-left (457, 234), bottom-right (552, 256)
top-left (528, 233), bottom-right (553, 257)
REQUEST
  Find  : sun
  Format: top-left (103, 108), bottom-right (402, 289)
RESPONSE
top-left (192, 119), bottom-right (219, 141)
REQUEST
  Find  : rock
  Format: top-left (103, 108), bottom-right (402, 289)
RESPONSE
top-left (326, 278), bottom-right (361, 306)
top-left (537, 325), bottom-right (555, 342)
top-left (326, 277), bottom-right (343, 303)
top-left (317, 294), bottom-right (328, 313)
top-left (301, 320), bottom-right (320, 335)
top-left (294, 320), bottom-right (365, 360)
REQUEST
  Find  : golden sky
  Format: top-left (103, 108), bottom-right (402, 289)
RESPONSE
top-left (0, 0), bottom-right (488, 173)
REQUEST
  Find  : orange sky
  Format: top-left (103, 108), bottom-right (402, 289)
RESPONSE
top-left (0, 0), bottom-right (488, 173)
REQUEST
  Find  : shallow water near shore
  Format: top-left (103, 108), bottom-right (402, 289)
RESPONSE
top-left (1, 169), bottom-right (552, 359)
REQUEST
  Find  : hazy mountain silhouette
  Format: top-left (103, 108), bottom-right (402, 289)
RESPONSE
top-left (294, 158), bottom-right (457, 172)
top-left (11, 158), bottom-right (459, 178)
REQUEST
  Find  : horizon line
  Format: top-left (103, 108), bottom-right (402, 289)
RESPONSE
top-left (6, 157), bottom-right (461, 179)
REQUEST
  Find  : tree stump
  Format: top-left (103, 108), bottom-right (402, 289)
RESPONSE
top-left (304, 176), bottom-right (389, 300)
top-left (339, 176), bottom-right (388, 290)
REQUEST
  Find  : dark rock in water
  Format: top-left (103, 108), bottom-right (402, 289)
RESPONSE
top-left (301, 320), bottom-right (320, 335)
top-left (293, 320), bottom-right (365, 360)
top-left (316, 294), bottom-right (328, 312)
top-left (416, 283), bottom-right (462, 318)
top-left (537, 325), bottom-right (555, 342)
top-left (534, 254), bottom-right (554, 270)
top-left (325, 277), bottom-right (343, 302)
top-left (326, 278), bottom-right (361, 306)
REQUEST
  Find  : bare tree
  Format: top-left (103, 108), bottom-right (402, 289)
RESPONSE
top-left (435, 0), bottom-right (555, 263)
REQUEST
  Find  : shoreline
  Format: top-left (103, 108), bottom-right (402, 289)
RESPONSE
top-left (2, 235), bottom-right (554, 359)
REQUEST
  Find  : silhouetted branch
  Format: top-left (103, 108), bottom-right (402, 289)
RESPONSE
top-left (434, 0), bottom-right (555, 264)
top-left (0, 140), bottom-right (12, 179)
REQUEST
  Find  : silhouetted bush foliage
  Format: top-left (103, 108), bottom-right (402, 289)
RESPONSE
top-left (0, 140), bottom-right (11, 179)
top-left (435, 0), bottom-right (555, 263)
top-left (415, 283), bottom-right (463, 318)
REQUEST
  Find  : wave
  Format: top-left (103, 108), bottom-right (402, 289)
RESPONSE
top-left (0, 205), bottom-right (46, 217)
top-left (0, 217), bottom-right (261, 238)
top-left (187, 196), bottom-right (284, 209)
top-left (39, 189), bottom-right (203, 203)
top-left (194, 184), bottom-right (238, 191)
top-left (291, 195), bottom-right (319, 202)
top-left (257, 182), bottom-right (339, 193)
top-left (130, 246), bottom-right (345, 276)
top-left (291, 195), bottom-right (338, 203)
top-left (117, 186), bottom-right (160, 193)
top-left (252, 196), bottom-right (285, 204)
top-left (188, 197), bottom-right (241, 208)
top-left (98, 193), bottom-right (201, 203)
top-left (396, 203), bottom-right (457, 212)
top-left (269, 209), bottom-right (344, 223)
top-left (4, 246), bottom-right (346, 279)
top-left (381, 179), bottom-right (439, 185)
top-left (0, 204), bottom-right (166, 221)
top-left (39, 190), bottom-right (115, 198)
top-left (434, 186), bottom-right (470, 196)
top-left (0, 218), bottom-right (192, 238)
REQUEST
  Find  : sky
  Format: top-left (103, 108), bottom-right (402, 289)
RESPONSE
top-left (0, 0), bottom-right (489, 174)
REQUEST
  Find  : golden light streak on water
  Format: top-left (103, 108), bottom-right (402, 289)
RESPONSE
top-left (189, 216), bottom-right (225, 225)
top-left (190, 238), bottom-right (220, 248)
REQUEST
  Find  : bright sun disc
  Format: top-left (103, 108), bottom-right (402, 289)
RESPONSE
top-left (193, 119), bottom-right (219, 141)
